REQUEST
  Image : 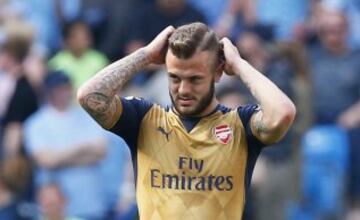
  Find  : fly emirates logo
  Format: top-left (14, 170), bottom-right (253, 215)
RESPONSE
top-left (150, 156), bottom-right (234, 191)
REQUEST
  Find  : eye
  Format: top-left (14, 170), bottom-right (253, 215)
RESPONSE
top-left (169, 73), bottom-right (181, 83)
top-left (189, 76), bottom-right (202, 84)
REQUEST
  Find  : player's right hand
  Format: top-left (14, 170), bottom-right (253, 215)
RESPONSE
top-left (144, 26), bottom-right (175, 65)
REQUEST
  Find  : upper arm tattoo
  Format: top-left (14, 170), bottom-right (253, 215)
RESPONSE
top-left (251, 110), bottom-right (270, 136)
top-left (79, 49), bottom-right (149, 128)
top-left (81, 94), bottom-right (122, 129)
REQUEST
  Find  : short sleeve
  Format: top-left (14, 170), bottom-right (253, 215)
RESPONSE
top-left (238, 104), bottom-right (266, 212)
top-left (237, 104), bottom-right (265, 155)
top-left (109, 96), bottom-right (153, 152)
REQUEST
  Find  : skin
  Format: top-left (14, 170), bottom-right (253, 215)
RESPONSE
top-left (78, 25), bottom-right (296, 145)
top-left (221, 37), bottom-right (296, 144)
top-left (65, 23), bottom-right (92, 58)
top-left (166, 49), bottom-right (222, 117)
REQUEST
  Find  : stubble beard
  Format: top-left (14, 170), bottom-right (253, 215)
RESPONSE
top-left (170, 81), bottom-right (215, 117)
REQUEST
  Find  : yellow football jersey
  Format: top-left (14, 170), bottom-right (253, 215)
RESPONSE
top-left (109, 96), bottom-right (264, 220)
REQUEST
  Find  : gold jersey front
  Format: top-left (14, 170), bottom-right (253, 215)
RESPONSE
top-left (109, 96), bottom-right (264, 220)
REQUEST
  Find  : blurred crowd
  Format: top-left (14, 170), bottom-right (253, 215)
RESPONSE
top-left (0, 0), bottom-right (359, 219)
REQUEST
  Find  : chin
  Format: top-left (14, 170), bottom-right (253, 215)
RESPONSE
top-left (176, 106), bottom-right (200, 117)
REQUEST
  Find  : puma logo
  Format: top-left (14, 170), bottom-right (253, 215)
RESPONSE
top-left (157, 127), bottom-right (172, 142)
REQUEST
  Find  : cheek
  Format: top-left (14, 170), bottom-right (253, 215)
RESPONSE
top-left (196, 81), bottom-right (212, 93)
top-left (169, 81), bottom-right (179, 93)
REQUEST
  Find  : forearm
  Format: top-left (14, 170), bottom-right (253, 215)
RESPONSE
top-left (35, 148), bottom-right (84, 169)
top-left (235, 59), bottom-right (296, 142)
top-left (77, 48), bottom-right (151, 127)
top-left (72, 140), bottom-right (107, 165)
top-left (35, 139), bottom-right (107, 169)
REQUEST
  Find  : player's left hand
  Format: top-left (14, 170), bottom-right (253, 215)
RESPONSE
top-left (219, 37), bottom-right (243, 76)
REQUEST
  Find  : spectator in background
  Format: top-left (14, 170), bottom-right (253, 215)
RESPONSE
top-left (308, 8), bottom-right (360, 125)
top-left (254, 0), bottom-right (309, 40)
top-left (99, 0), bottom-right (141, 61)
top-left (236, 29), bottom-right (295, 104)
top-left (0, 36), bottom-right (38, 157)
top-left (217, 86), bottom-right (247, 109)
top-left (186, 0), bottom-right (229, 26)
top-left (48, 20), bottom-right (108, 93)
top-left (127, 0), bottom-right (205, 51)
top-left (0, 156), bottom-right (32, 220)
top-left (307, 7), bottom-right (360, 216)
top-left (125, 0), bottom-right (205, 85)
top-left (37, 183), bottom-right (66, 220)
top-left (75, 0), bottom-right (109, 49)
top-left (24, 71), bottom-right (108, 219)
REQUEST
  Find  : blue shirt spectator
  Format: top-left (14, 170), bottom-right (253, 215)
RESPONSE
top-left (25, 105), bottom-right (108, 219)
top-left (24, 72), bottom-right (108, 219)
top-left (308, 46), bottom-right (360, 123)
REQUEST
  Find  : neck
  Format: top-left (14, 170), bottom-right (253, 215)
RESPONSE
top-left (68, 48), bottom-right (86, 58)
top-left (50, 103), bottom-right (71, 112)
top-left (174, 98), bottom-right (219, 118)
top-left (199, 98), bottom-right (219, 117)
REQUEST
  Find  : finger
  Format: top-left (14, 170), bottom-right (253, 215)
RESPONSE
top-left (220, 37), bottom-right (231, 44)
top-left (161, 25), bottom-right (175, 37)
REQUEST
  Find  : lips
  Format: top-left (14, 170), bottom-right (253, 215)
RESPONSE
top-left (177, 97), bottom-right (195, 106)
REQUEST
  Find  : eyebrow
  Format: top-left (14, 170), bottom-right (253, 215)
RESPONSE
top-left (168, 72), bottom-right (179, 78)
top-left (168, 72), bottom-right (203, 79)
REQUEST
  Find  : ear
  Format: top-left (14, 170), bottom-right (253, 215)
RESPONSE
top-left (214, 61), bottom-right (224, 82)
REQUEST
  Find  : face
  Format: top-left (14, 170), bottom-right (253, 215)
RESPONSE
top-left (319, 13), bottom-right (347, 52)
top-left (37, 184), bottom-right (65, 218)
top-left (157, 0), bottom-right (185, 13)
top-left (66, 24), bottom-right (92, 55)
top-left (237, 32), bottom-right (261, 58)
top-left (49, 83), bottom-right (73, 110)
top-left (0, 51), bottom-right (15, 72)
top-left (166, 50), bottom-right (222, 117)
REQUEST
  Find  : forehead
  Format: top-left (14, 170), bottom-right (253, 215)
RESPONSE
top-left (165, 50), bottom-right (214, 77)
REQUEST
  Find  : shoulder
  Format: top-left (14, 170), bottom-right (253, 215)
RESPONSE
top-left (48, 50), bottom-right (72, 66)
top-left (87, 49), bottom-right (108, 61)
top-left (24, 107), bottom-right (48, 130)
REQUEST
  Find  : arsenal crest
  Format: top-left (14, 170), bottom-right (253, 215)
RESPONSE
top-left (214, 124), bottom-right (233, 144)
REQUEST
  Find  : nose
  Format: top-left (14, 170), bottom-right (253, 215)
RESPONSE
top-left (178, 80), bottom-right (191, 96)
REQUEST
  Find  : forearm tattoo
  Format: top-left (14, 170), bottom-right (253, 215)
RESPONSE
top-left (79, 49), bottom-right (150, 126)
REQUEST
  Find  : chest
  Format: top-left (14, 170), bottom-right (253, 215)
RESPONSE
top-left (137, 113), bottom-right (248, 177)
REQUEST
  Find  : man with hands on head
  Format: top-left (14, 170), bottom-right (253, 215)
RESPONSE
top-left (78, 22), bottom-right (296, 220)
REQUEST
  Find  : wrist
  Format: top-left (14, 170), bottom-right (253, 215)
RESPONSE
top-left (138, 47), bottom-right (153, 65)
top-left (233, 57), bottom-right (247, 76)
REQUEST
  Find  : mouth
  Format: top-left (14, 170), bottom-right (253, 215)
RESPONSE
top-left (177, 97), bottom-right (195, 106)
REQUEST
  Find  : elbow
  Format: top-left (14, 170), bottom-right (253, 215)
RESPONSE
top-left (76, 85), bottom-right (87, 107)
top-left (274, 101), bottom-right (296, 136)
top-left (281, 101), bottom-right (296, 126)
top-left (262, 102), bottom-right (296, 145)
